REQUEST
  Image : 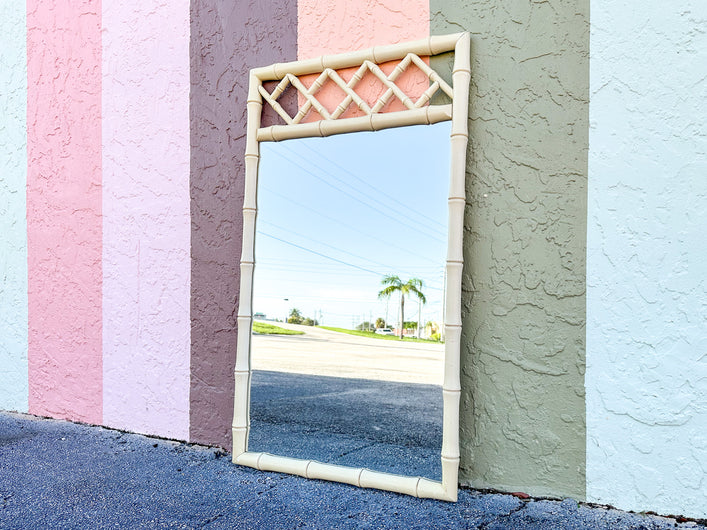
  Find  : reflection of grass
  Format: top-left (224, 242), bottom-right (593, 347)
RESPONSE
top-left (318, 326), bottom-right (443, 344)
top-left (252, 322), bottom-right (304, 335)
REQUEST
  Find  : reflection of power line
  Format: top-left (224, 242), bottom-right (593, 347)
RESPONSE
top-left (260, 221), bottom-right (392, 271)
top-left (255, 266), bottom-right (444, 290)
top-left (256, 264), bottom-right (444, 289)
top-left (258, 232), bottom-right (382, 276)
top-left (295, 142), bottom-right (448, 230)
top-left (257, 231), bottom-right (443, 291)
top-left (258, 258), bottom-right (446, 272)
top-left (260, 184), bottom-right (441, 265)
top-left (269, 149), bottom-right (446, 244)
top-left (258, 294), bottom-right (383, 303)
top-left (256, 294), bottom-right (444, 307)
top-left (280, 143), bottom-right (447, 237)
top-left (259, 220), bottom-right (428, 279)
top-left (258, 256), bottom-right (446, 272)
top-left (256, 265), bottom-right (375, 276)
top-left (255, 275), bottom-right (445, 292)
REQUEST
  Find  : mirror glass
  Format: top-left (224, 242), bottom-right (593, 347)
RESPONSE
top-left (249, 122), bottom-right (450, 481)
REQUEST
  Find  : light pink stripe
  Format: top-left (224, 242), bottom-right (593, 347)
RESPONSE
top-left (102, 0), bottom-right (191, 439)
top-left (297, 0), bottom-right (430, 119)
top-left (27, 1), bottom-right (103, 423)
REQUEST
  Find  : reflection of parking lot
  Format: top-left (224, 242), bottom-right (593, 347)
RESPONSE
top-left (249, 370), bottom-right (443, 480)
top-left (252, 322), bottom-right (444, 385)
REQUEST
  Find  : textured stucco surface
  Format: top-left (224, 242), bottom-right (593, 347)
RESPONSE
top-left (102, 0), bottom-right (191, 440)
top-left (297, 0), bottom-right (429, 119)
top-left (431, 0), bottom-right (589, 499)
top-left (586, 1), bottom-right (707, 518)
top-left (26, 0), bottom-right (103, 424)
top-left (189, 1), bottom-right (298, 447)
top-left (298, 0), bottom-right (429, 57)
top-left (0, 1), bottom-right (28, 413)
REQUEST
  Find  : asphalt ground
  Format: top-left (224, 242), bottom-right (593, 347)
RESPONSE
top-left (2, 406), bottom-right (704, 528)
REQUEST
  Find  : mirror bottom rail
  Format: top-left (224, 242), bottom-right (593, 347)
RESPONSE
top-left (234, 451), bottom-right (456, 501)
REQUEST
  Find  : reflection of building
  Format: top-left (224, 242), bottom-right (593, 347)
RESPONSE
top-left (392, 327), bottom-right (416, 338)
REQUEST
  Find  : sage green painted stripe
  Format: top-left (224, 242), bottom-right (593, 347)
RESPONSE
top-left (431, 1), bottom-right (589, 499)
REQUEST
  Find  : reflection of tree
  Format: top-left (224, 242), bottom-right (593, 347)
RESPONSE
top-left (375, 317), bottom-right (386, 329)
top-left (287, 308), bottom-right (303, 324)
top-left (377, 275), bottom-right (426, 339)
top-left (425, 321), bottom-right (440, 339)
top-left (287, 308), bottom-right (318, 326)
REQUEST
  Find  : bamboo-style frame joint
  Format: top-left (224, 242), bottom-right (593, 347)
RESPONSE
top-left (233, 32), bottom-right (471, 503)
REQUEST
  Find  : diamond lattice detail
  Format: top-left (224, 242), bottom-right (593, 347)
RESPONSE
top-left (258, 53), bottom-right (453, 125)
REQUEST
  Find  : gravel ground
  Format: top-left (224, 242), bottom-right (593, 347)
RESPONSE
top-left (1, 411), bottom-right (704, 529)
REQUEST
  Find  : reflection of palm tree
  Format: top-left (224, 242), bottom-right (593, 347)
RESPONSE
top-left (378, 275), bottom-right (426, 339)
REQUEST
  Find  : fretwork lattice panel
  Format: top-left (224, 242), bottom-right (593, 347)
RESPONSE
top-left (259, 53), bottom-right (453, 126)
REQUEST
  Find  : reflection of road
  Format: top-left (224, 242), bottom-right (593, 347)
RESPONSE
top-left (252, 322), bottom-right (444, 385)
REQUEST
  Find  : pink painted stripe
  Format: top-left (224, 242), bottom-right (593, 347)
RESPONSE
top-left (297, 0), bottom-right (430, 118)
top-left (298, 0), bottom-right (429, 59)
top-left (27, 1), bottom-right (103, 423)
top-left (101, 1), bottom-right (191, 439)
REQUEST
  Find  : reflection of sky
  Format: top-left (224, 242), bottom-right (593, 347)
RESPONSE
top-left (253, 121), bottom-right (451, 329)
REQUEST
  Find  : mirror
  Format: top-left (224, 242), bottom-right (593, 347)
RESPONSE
top-left (232, 32), bottom-right (470, 501)
top-left (249, 123), bottom-right (451, 481)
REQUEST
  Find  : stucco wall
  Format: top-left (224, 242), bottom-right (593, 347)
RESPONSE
top-left (0, 1), bottom-right (28, 413)
top-left (431, 0), bottom-right (589, 499)
top-left (2, 0), bottom-right (704, 518)
top-left (26, 0), bottom-right (103, 423)
top-left (189, 0), bottom-right (298, 447)
top-left (297, 0), bottom-right (429, 118)
top-left (102, 0), bottom-right (191, 439)
top-left (586, 0), bottom-right (707, 518)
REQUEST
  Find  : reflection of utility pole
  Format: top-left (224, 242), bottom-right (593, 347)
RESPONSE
top-left (369, 311), bottom-right (372, 332)
top-left (385, 298), bottom-right (389, 327)
top-left (441, 268), bottom-right (447, 341)
top-left (283, 298), bottom-right (289, 323)
top-left (399, 292), bottom-right (403, 339)
top-left (417, 296), bottom-right (422, 339)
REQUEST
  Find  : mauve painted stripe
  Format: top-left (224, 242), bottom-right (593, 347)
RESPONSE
top-left (27, 1), bottom-right (103, 423)
top-left (102, 0), bottom-right (191, 440)
top-left (189, 1), bottom-right (298, 447)
top-left (0, 1), bottom-right (28, 413)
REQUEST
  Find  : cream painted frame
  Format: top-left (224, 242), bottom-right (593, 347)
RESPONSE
top-left (232, 32), bottom-right (470, 502)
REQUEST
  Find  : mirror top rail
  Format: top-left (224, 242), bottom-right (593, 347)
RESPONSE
top-left (251, 33), bottom-right (467, 81)
top-left (250, 33), bottom-right (470, 143)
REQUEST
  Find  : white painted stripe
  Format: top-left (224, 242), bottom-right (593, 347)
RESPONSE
top-left (102, 0), bottom-right (191, 439)
top-left (587, 0), bottom-right (707, 518)
top-left (0, 1), bottom-right (28, 413)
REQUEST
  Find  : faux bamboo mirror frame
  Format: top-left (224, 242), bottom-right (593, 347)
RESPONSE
top-left (232, 33), bottom-right (470, 502)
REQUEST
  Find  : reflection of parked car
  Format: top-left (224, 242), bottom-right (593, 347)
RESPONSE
top-left (375, 328), bottom-right (394, 335)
